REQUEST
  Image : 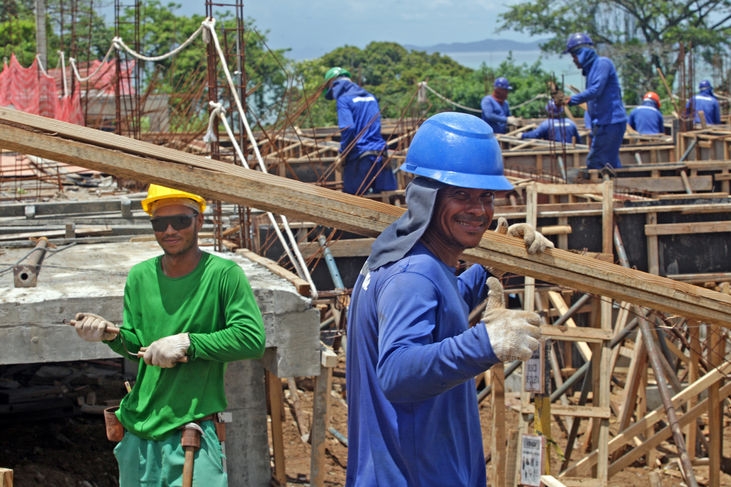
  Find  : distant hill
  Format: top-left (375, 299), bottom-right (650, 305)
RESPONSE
top-left (405, 38), bottom-right (548, 54)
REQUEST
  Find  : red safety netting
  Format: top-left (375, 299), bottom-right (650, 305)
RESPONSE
top-left (0, 54), bottom-right (136, 126)
top-left (0, 54), bottom-right (83, 125)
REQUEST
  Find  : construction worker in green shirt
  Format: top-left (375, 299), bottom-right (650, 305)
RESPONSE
top-left (71, 184), bottom-right (266, 487)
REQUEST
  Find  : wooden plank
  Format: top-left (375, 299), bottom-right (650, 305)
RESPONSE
top-left (264, 370), bottom-right (286, 486)
top-left (521, 404), bottom-right (611, 419)
top-left (0, 225), bottom-right (113, 241)
top-left (540, 324), bottom-right (612, 343)
top-left (298, 237), bottom-right (374, 259)
top-left (613, 175), bottom-right (713, 193)
top-left (310, 350), bottom-right (334, 487)
top-left (236, 248), bottom-right (310, 296)
top-left (0, 468), bottom-right (12, 487)
top-left (1, 109), bottom-right (731, 327)
top-left (546, 292), bottom-right (594, 359)
top-left (488, 364), bottom-right (506, 487)
top-left (645, 220), bottom-right (731, 236)
top-left (608, 382), bottom-right (731, 477)
top-left (563, 361), bottom-right (731, 475)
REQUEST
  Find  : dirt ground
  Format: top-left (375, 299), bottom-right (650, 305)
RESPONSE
top-left (1, 356), bottom-right (729, 487)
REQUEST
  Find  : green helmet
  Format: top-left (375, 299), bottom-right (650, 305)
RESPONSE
top-left (324, 67), bottom-right (351, 82)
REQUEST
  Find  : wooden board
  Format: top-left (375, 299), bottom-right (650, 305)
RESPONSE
top-left (0, 109), bottom-right (730, 327)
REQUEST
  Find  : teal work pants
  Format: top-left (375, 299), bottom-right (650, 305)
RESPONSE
top-left (114, 420), bottom-right (227, 487)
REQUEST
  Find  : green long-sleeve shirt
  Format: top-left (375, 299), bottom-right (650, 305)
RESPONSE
top-left (106, 251), bottom-right (265, 440)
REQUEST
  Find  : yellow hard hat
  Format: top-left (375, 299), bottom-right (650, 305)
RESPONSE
top-left (141, 184), bottom-right (207, 215)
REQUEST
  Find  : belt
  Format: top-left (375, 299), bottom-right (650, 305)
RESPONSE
top-left (187, 413), bottom-right (226, 442)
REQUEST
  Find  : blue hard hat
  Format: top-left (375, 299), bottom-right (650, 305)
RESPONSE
top-left (494, 77), bottom-right (512, 90)
top-left (400, 112), bottom-right (513, 191)
top-left (699, 79), bottom-right (712, 91)
top-left (563, 32), bottom-right (594, 54)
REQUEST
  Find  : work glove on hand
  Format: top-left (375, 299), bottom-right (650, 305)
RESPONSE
top-left (506, 223), bottom-right (555, 254)
top-left (142, 333), bottom-right (190, 368)
top-left (483, 277), bottom-right (542, 362)
top-left (507, 116), bottom-right (519, 126)
top-left (71, 312), bottom-right (117, 342)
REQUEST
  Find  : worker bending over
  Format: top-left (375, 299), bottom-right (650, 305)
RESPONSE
top-left (629, 91), bottom-right (665, 135)
top-left (521, 99), bottom-right (583, 144)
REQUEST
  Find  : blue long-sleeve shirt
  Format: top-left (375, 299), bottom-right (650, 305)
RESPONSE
top-left (629, 100), bottom-right (665, 134)
top-left (568, 49), bottom-right (627, 127)
top-left (327, 78), bottom-right (387, 161)
top-left (345, 242), bottom-right (500, 486)
top-left (685, 89), bottom-right (721, 124)
top-left (522, 118), bottom-right (582, 143)
top-left (481, 95), bottom-right (511, 134)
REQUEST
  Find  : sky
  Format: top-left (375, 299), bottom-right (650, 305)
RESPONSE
top-left (177, 1), bottom-right (531, 61)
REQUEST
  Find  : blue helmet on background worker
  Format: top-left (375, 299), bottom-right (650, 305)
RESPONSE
top-left (400, 112), bottom-right (513, 191)
top-left (699, 79), bottom-right (712, 91)
top-left (563, 32), bottom-right (594, 54)
top-left (494, 77), bottom-right (512, 90)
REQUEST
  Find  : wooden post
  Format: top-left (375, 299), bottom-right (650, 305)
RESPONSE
top-left (310, 346), bottom-right (337, 486)
top-left (488, 364), bottom-right (506, 487)
top-left (0, 468), bottom-right (12, 487)
top-left (707, 325), bottom-right (724, 487)
top-left (265, 370), bottom-right (287, 486)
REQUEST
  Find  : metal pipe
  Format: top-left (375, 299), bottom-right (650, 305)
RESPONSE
top-left (13, 237), bottom-right (49, 287)
top-left (318, 235), bottom-right (345, 290)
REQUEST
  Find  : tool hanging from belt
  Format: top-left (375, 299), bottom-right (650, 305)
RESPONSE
top-left (181, 413), bottom-right (229, 486)
top-left (181, 422), bottom-right (204, 487)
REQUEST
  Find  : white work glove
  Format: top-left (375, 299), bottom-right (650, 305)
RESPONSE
top-left (483, 277), bottom-right (541, 362)
top-left (142, 333), bottom-right (190, 368)
top-left (506, 222), bottom-right (555, 254)
top-left (71, 312), bottom-right (118, 342)
top-left (507, 116), bottom-right (519, 126)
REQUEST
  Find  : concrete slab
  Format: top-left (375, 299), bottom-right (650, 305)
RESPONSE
top-left (0, 239), bottom-right (321, 377)
top-left (0, 239), bottom-right (321, 487)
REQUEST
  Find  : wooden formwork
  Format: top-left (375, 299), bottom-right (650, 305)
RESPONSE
top-left (0, 109), bottom-right (728, 486)
top-left (677, 127), bottom-right (731, 162)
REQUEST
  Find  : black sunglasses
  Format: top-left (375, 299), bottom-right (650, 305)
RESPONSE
top-left (150, 213), bottom-right (197, 232)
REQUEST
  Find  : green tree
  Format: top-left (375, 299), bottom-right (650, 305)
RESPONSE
top-left (498, 0), bottom-right (731, 104)
top-left (0, 17), bottom-right (41, 66)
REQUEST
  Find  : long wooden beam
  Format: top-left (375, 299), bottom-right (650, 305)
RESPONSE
top-left (1, 108), bottom-right (730, 327)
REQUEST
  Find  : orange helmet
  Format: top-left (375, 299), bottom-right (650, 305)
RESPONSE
top-left (643, 91), bottom-right (660, 108)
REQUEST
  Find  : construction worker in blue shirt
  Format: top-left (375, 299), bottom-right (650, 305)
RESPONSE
top-left (481, 77), bottom-right (519, 134)
top-left (629, 91), bottom-right (665, 134)
top-left (685, 79), bottom-right (721, 125)
top-left (324, 66), bottom-right (398, 195)
top-left (521, 99), bottom-right (583, 144)
top-left (563, 32), bottom-right (627, 169)
top-left (345, 112), bottom-right (553, 487)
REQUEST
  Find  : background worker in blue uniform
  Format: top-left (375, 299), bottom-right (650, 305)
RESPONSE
top-left (345, 112), bottom-right (553, 486)
top-left (324, 66), bottom-right (398, 195)
top-left (563, 32), bottom-right (627, 169)
top-left (521, 99), bottom-right (583, 143)
top-left (629, 91), bottom-right (665, 134)
top-left (481, 76), bottom-right (519, 134)
top-left (685, 79), bottom-right (721, 125)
